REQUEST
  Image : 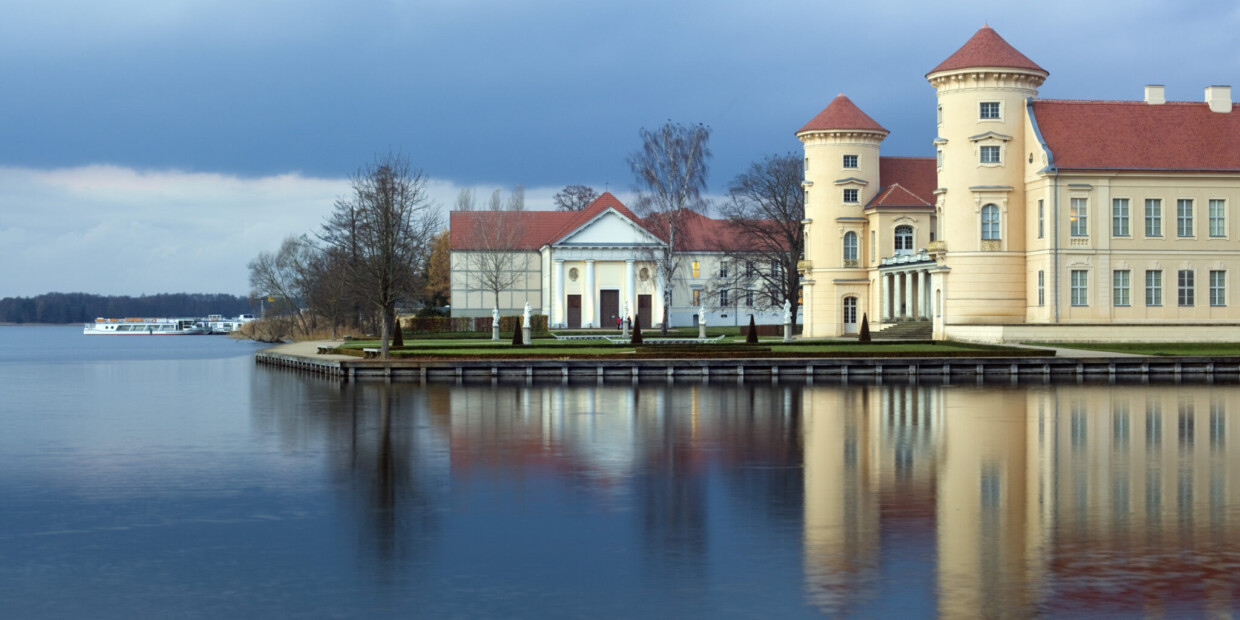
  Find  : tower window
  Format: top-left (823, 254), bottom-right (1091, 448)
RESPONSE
top-left (843, 154), bottom-right (858, 169)
top-left (980, 101), bottom-right (1000, 119)
top-left (843, 189), bottom-right (859, 203)
top-left (981, 204), bottom-right (1000, 240)
top-left (980, 145), bottom-right (1001, 164)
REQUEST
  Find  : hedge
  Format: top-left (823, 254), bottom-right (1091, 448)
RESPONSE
top-left (399, 314), bottom-right (548, 334)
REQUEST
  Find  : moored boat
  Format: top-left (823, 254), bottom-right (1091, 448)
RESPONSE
top-left (84, 318), bottom-right (206, 335)
top-left (198, 314), bottom-right (257, 334)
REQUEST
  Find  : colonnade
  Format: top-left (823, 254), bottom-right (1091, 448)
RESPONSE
top-left (551, 257), bottom-right (645, 328)
top-left (880, 268), bottom-right (934, 322)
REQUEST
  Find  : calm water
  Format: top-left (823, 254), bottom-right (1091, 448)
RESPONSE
top-left (3, 326), bottom-right (1240, 618)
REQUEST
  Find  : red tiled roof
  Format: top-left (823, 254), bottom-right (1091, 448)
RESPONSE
top-left (449, 209), bottom-right (567, 250)
top-left (928, 26), bottom-right (1045, 76)
top-left (546, 191), bottom-right (642, 242)
top-left (1032, 100), bottom-right (1240, 171)
top-left (797, 94), bottom-right (888, 135)
top-left (868, 183), bottom-right (932, 209)
top-left (868, 157), bottom-right (937, 209)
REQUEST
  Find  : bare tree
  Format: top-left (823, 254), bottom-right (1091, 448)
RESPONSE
top-left (714, 153), bottom-right (805, 322)
top-left (305, 246), bottom-right (353, 339)
top-left (627, 122), bottom-right (711, 334)
top-left (247, 234), bottom-right (318, 335)
top-left (507, 185), bottom-right (525, 212)
top-left (467, 198), bottom-right (527, 311)
top-left (455, 188), bottom-right (476, 212)
top-left (488, 188), bottom-right (502, 211)
top-left (321, 153), bottom-right (441, 358)
top-left (553, 185), bottom-right (599, 211)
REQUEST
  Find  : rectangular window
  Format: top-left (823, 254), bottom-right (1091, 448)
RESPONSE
top-left (691, 261), bottom-right (700, 278)
top-left (1211, 270), bottom-right (1226, 306)
top-left (1146, 270), bottom-right (1163, 306)
top-left (720, 289), bottom-right (729, 306)
top-left (1177, 199), bottom-right (1194, 237)
top-left (745, 261), bottom-right (754, 279)
top-left (980, 145), bottom-right (1000, 164)
top-left (1113, 270), bottom-right (1131, 306)
top-left (1112, 198), bottom-right (1130, 237)
top-left (719, 262), bottom-right (728, 279)
top-left (803, 157), bottom-right (809, 173)
top-left (1210, 199), bottom-right (1226, 237)
top-left (936, 149), bottom-right (943, 169)
top-left (843, 188), bottom-right (858, 203)
top-left (1145, 199), bottom-right (1162, 237)
top-left (843, 154), bottom-right (858, 169)
top-left (745, 289), bottom-right (754, 307)
top-left (1071, 270), bottom-right (1088, 306)
top-left (691, 289), bottom-right (701, 306)
top-left (771, 260), bottom-right (782, 281)
top-left (980, 101), bottom-right (1000, 119)
top-left (1178, 270), bottom-right (1195, 307)
top-left (870, 231), bottom-right (876, 263)
top-left (1038, 270), bottom-right (1045, 306)
top-left (1038, 200), bottom-right (1044, 239)
top-left (1071, 197), bottom-right (1088, 236)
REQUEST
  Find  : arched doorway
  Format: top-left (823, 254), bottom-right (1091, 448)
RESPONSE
top-left (843, 297), bottom-right (858, 334)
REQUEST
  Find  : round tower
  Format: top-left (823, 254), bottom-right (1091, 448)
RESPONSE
top-left (927, 26), bottom-right (1047, 328)
top-left (797, 94), bottom-right (888, 337)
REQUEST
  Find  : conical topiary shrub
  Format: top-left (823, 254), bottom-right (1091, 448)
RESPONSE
top-left (392, 318), bottom-right (405, 348)
top-left (858, 313), bottom-right (871, 343)
top-left (511, 316), bottom-right (524, 346)
top-left (746, 315), bottom-right (758, 344)
top-left (630, 316), bottom-right (643, 344)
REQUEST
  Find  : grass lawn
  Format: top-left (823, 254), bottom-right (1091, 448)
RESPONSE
top-left (1035, 342), bottom-right (1240, 356)
top-left (328, 337), bottom-right (1044, 359)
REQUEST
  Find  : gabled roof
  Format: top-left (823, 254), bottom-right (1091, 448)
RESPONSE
top-left (928, 26), bottom-right (1045, 76)
top-left (449, 209), bottom-right (568, 250)
top-left (797, 94), bottom-right (888, 135)
top-left (547, 192), bottom-right (643, 244)
top-left (867, 183), bottom-right (933, 209)
top-left (1032, 100), bottom-right (1240, 172)
top-left (867, 157), bottom-right (937, 210)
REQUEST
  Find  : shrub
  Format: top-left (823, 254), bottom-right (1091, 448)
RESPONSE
top-left (745, 315), bottom-right (759, 344)
top-left (392, 319), bottom-right (405, 347)
top-left (631, 317), bottom-right (643, 344)
top-left (511, 316), bottom-right (524, 346)
top-left (859, 313), bottom-right (871, 343)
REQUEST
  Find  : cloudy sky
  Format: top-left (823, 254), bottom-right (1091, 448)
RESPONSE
top-left (2, 0), bottom-right (1237, 297)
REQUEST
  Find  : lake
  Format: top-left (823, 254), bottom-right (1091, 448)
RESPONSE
top-left (2, 326), bottom-right (1239, 618)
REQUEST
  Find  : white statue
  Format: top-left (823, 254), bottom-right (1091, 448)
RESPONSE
top-left (782, 299), bottom-right (792, 324)
top-left (492, 306), bottom-right (500, 327)
top-left (623, 300), bottom-right (629, 322)
top-left (522, 301), bottom-right (531, 328)
top-left (698, 305), bottom-right (706, 326)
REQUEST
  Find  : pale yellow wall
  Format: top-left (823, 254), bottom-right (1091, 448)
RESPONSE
top-left (449, 250), bottom-right (542, 317)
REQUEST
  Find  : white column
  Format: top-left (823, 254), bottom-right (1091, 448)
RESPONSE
top-left (880, 273), bottom-right (889, 321)
top-left (584, 259), bottom-right (596, 328)
top-left (654, 266), bottom-right (666, 327)
top-left (625, 259), bottom-right (636, 321)
top-left (907, 271), bottom-right (917, 319)
top-left (554, 259), bottom-right (565, 328)
top-left (920, 271), bottom-right (930, 319)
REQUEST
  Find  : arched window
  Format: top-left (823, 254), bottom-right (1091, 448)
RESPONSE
top-left (894, 225), bottom-right (913, 253)
top-left (843, 232), bottom-right (858, 266)
top-left (981, 204), bottom-right (1001, 240)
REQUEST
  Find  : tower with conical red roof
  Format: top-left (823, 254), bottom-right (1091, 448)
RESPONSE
top-left (927, 26), bottom-right (1047, 332)
top-left (796, 94), bottom-right (889, 336)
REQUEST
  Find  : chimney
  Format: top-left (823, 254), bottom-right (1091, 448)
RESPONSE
top-left (1206, 85), bottom-right (1232, 113)
top-left (1144, 85), bottom-right (1165, 105)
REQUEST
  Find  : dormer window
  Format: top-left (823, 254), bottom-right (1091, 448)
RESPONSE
top-left (980, 101), bottom-right (1000, 120)
top-left (843, 154), bottom-right (858, 169)
top-left (843, 189), bottom-right (859, 203)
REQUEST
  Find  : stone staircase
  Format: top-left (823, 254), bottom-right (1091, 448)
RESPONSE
top-left (871, 320), bottom-right (932, 341)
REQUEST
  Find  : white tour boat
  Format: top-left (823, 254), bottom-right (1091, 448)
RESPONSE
top-left (84, 318), bottom-right (206, 335)
top-left (198, 314), bottom-right (257, 334)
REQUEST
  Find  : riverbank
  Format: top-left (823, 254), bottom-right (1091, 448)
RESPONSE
top-left (255, 339), bottom-right (1238, 383)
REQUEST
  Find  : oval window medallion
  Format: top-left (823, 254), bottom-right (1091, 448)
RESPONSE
top-left (569, 267), bottom-right (579, 282)
top-left (639, 267), bottom-right (650, 281)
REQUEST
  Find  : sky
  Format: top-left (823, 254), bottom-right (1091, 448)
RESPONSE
top-left (1, 0), bottom-right (1237, 297)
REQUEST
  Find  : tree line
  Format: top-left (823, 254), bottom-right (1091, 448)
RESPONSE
top-left (0, 292), bottom-right (253, 324)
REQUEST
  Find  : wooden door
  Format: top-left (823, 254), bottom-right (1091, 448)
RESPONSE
top-left (600, 290), bottom-right (619, 330)
top-left (637, 294), bottom-right (652, 329)
top-left (567, 295), bottom-right (581, 328)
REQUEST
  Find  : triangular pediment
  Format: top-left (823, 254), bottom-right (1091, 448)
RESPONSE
top-left (554, 209), bottom-right (664, 247)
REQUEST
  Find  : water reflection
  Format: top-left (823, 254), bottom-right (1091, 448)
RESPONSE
top-left (251, 372), bottom-right (1240, 617)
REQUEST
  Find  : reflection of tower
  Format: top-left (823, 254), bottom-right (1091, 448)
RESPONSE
top-left (936, 388), bottom-right (1042, 618)
top-left (802, 386), bottom-right (879, 612)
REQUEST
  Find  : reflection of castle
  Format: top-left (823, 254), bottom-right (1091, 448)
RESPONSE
top-left (803, 384), bottom-right (1240, 617)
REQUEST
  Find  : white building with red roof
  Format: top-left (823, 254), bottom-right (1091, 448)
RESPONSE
top-left (450, 193), bottom-right (790, 328)
top-left (799, 25), bottom-right (1240, 342)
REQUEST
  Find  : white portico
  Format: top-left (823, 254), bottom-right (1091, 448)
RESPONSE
top-left (541, 199), bottom-right (664, 329)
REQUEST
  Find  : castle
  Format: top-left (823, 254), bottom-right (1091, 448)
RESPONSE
top-left (799, 26), bottom-right (1240, 342)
